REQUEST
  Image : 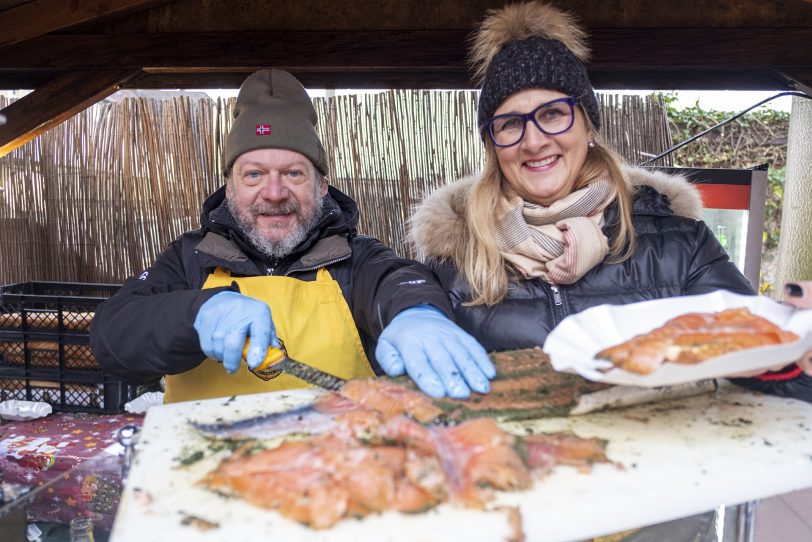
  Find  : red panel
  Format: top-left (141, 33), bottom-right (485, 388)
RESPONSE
top-left (694, 184), bottom-right (750, 210)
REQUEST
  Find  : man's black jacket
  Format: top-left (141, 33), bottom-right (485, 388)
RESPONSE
top-left (90, 185), bottom-right (454, 383)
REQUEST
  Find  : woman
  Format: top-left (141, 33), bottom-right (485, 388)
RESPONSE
top-left (406, 1), bottom-right (811, 402)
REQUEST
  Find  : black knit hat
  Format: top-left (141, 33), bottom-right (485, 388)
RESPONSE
top-left (224, 69), bottom-right (328, 176)
top-left (470, 2), bottom-right (601, 132)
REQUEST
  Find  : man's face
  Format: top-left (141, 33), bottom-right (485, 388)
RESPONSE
top-left (227, 148), bottom-right (328, 258)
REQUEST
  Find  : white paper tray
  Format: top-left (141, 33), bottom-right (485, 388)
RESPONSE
top-left (544, 290), bottom-right (812, 387)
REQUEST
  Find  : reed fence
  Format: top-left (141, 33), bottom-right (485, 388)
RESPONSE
top-left (0, 91), bottom-right (672, 284)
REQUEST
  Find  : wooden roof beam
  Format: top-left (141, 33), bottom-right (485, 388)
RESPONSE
top-left (0, 69), bottom-right (139, 157)
top-left (0, 28), bottom-right (809, 92)
top-left (0, 68), bottom-right (800, 92)
top-left (0, 0), bottom-right (173, 48)
top-left (775, 0), bottom-right (812, 8)
top-left (0, 28), bottom-right (808, 71)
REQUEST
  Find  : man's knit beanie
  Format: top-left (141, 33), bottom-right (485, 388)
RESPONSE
top-left (223, 69), bottom-right (328, 176)
top-left (470, 2), bottom-right (601, 132)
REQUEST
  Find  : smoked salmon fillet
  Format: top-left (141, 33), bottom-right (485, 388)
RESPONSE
top-left (596, 307), bottom-right (799, 375)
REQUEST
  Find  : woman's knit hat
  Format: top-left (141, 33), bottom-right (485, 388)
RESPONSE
top-left (223, 69), bottom-right (328, 176)
top-left (470, 2), bottom-right (601, 131)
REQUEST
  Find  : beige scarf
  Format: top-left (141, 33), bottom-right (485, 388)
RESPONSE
top-left (494, 176), bottom-right (615, 284)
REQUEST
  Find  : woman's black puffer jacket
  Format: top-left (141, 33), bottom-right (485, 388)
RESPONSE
top-left (411, 166), bottom-right (812, 402)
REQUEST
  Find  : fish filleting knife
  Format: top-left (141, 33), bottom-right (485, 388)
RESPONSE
top-left (241, 340), bottom-right (346, 391)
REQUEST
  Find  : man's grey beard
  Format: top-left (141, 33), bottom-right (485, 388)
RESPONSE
top-left (228, 192), bottom-right (325, 260)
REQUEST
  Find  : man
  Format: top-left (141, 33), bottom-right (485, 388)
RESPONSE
top-left (90, 69), bottom-right (494, 403)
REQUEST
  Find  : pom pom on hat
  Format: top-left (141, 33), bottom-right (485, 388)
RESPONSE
top-left (470, 1), bottom-right (601, 131)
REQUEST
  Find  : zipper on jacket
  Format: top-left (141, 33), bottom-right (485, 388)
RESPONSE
top-left (266, 257), bottom-right (280, 276)
top-left (285, 254), bottom-right (351, 276)
top-left (547, 282), bottom-right (568, 326)
top-left (549, 284), bottom-right (563, 306)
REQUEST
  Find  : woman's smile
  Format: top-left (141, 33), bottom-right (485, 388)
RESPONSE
top-left (524, 155), bottom-right (559, 170)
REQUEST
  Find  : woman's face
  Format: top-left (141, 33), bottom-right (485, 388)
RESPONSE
top-left (493, 88), bottom-right (591, 206)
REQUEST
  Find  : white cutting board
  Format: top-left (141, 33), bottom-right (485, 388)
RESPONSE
top-left (110, 383), bottom-right (812, 542)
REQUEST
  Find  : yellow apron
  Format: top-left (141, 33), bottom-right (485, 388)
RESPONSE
top-left (164, 267), bottom-right (375, 403)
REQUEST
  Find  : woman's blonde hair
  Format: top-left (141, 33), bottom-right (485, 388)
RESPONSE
top-left (461, 119), bottom-right (636, 306)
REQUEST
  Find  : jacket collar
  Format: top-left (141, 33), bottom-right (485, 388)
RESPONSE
top-left (410, 165), bottom-right (705, 261)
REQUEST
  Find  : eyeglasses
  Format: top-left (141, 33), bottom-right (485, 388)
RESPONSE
top-left (481, 97), bottom-right (578, 148)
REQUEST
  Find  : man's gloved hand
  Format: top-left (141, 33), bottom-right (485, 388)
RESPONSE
top-left (375, 305), bottom-right (496, 399)
top-left (193, 291), bottom-right (279, 373)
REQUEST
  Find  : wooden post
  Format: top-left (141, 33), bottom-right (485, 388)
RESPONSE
top-left (774, 96), bottom-right (812, 297)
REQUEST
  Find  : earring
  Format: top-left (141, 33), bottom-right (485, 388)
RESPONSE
top-left (588, 141), bottom-right (595, 149)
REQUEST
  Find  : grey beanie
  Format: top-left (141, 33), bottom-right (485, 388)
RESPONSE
top-left (223, 69), bottom-right (328, 176)
top-left (470, 2), bottom-right (601, 133)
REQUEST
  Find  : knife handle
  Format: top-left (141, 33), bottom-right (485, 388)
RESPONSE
top-left (242, 342), bottom-right (286, 371)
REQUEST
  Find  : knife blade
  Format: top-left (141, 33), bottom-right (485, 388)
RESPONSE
top-left (241, 340), bottom-right (346, 391)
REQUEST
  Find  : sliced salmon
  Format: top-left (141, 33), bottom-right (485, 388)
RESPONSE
top-left (522, 432), bottom-right (609, 472)
top-left (431, 418), bottom-right (530, 506)
top-left (596, 307), bottom-right (800, 374)
top-left (202, 378), bottom-right (611, 529)
top-left (336, 379), bottom-right (444, 423)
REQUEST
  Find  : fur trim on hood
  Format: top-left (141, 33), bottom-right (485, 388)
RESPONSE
top-left (409, 166), bottom-right (704, 261)
top-left (624, 167), bottom-right (704, 220)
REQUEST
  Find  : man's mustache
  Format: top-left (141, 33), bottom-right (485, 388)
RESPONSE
top-left (250, 201), bottom-right (301, 217)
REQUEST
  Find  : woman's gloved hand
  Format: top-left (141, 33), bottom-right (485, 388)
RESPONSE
top-left (193, 291), bottom-right (279, 373)
top-left (375, 305), bottom-right (496, 399)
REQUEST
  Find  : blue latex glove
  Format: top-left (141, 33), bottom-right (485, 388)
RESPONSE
top-left (193, 291), bottom-right (279, 373)
top-left (375, 305), bottom-right (496, 399)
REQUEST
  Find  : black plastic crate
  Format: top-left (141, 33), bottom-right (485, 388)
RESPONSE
top-left (0, 367), bottom-right (138, 413)
top-left (0, 281), bottom-right (120, 335)
top-left (0, 281), bottom-right (120, 371)
top-left (0, 281), bottom-right (136, 413)
top-left (0, 332), bottom-right (100, 370)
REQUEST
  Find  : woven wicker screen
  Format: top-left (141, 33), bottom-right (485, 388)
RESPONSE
top-left (0, 92), bottom-right (672, 284)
